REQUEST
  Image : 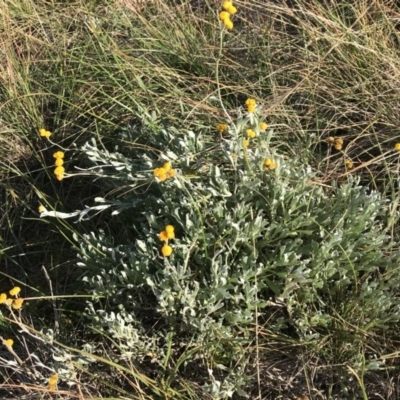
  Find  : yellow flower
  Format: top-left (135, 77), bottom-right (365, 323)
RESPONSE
top-left (264, 158), bottom-right (272, 167)
top-left (264, 158), bottom-right (276, 169)
top-left (395, 143), bottom-right (400, 151)
top-left (223, 19), bottom-right (233, 30)
top-left (345, 159), bottom-right (353, 169)
top-left (9, 287), bottom-right (21, 296)
top-left (165, 225), bottom-right (175, 239)
top-left (54, 166), bottom-right (65, 180)
top-left (219, 11), bottom-right (230, 21)
top-left (38, 205), bottom-right (45, 213)
top-left (165, 225), bottom-right (174, 233)
top-left (222, 1), bottom-right (233, 10)
top-left (333, 138), bottom-right (343, 150)
top-left (334, 138), bottom-right (343, 146)
top-left (155, 164), bottom-right (176, 181)
top-left (327, 136), bottom-right (335, 143)
top-left (227, 5), bottom-right (237, 14)
top-left (163, 162), bottom-right (172, 172)
top-left (3, 339), bottom-right (13, 347)
top-left (53, 151), bottom-right (64, 159)
top-left (154, 167), bottom-right (166, 177)
top-left (245, 100), bottom-right (256, 113)
top-left (248, 104), bottom-right (256, 113)
top-left (153, 167), bottom-right (160, 176)
top-left (259, 122), bottom-right (268, 131)
top-left (159, 231), bottom-right (168, 241)
top-left (166, 169), bottom-right (177, 178)
top-left (39, 128), bottom-right (51, 138)
top-left (54, 166), bottom-right (65, 175)
top-left (243, 139), bottom-right (250, 148)
top-left (0, 293), bottom-right (7, 304)
top-left (5, 298), bottom-right (13, 306)
top-left (54, 158), bottom-right (64, 167)
top-left (48, 373), bottom-right (58, 391)
top-left (217, 124), bottom-right (228, 133)
top-left (161, 244), bottom-right (173, 257)
top-left (246, 129), bottom-right (256, 139)
top-left (12, 298), bottom-right (24, 309)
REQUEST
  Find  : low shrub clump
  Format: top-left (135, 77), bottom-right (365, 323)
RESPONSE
top-left (39, 96), bottom-right (400, 397)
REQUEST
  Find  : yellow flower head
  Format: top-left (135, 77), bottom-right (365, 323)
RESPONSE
top-left (222, 1), bottom-right (233, 10)
top-left (5, 298), bottom-right (13, 306)
top-left (223, 18), bottom-right (233, 30)
top-left (246, 129), bottom-right (256, 139)
top-left (53, 151), bottom-right (64, 159)
top-left (38, 205), bottom-right (45, 213)
top-left (243, 139), bottom-right (250, 148)
top-left (9, 287), bottom-right (21, 296)
top-left (217, 124), bottom-right (228, 133)
top-left (165, 225), bottom-right (175, 239)
top-left (264, 158), bottom-right (272, 167)
top-left (248, 104), bottom-right (256, 113)
top-left (48, 373), bottom-right (58, 391)
top-left (395, 143), bottom-right (400, 151)
top-left (245, 99), bottom-right (256, 113)
top-left (154, 164), bottom-right (177, 181)
top-left (54, 158), bottom-right (64, 167)
top-left (12, 298), bottom-right (24, 309)
top-left (163, 161), bottom-right (172, 172)
top-left (0, 293), bottom-right (7, 304)
top-left (55, 174), bottom-right (64, 181)
top-left (227, 5), bottom-right (237, 14)
top-left (219, 11), bottom-right (230, 21)
top-left (159, 231), bottom-right (168, 241)
top-left (54, 166), bottom-right (65, 176)
top-left (161, 244), bottom-right (173, 257)
top-left (154, 167), bottom-right (166, 177)
top-left (166, 169), bottom-right (177, 178)
top-left (165, 225), bottom-right (174, 233)
top-left (334, 138), bottom-right (344, 146)
top-left (327, 136), bottom-right (335, 143)
top-left (345, 159), bottom-right (353, 169)
top-left (264, 158), bottom-right (276, 169)
top-left (334, 144), bottom-right (342, 151)
top-left (259, 122), bottom-right (268, 131)
top-left (39, 128), bottom-right (51, 138)
top-left (3, 339), bottom-right (13, 347)
top-left (49, 373), bottom-right (58, 385)
top-left (153, 167), bottom-right (160, 177)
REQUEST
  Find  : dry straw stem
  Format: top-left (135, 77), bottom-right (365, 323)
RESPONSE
top-left (4, 315), bottom-right (176, 398)
top-left (244, 1), bottom-right (400, 178)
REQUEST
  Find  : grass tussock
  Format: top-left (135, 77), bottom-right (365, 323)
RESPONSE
top-left (1, 0), bottom-right (400, 399)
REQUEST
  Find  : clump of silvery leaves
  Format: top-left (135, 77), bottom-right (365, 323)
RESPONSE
top-left (49, 109), bottom-right (400, 398)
